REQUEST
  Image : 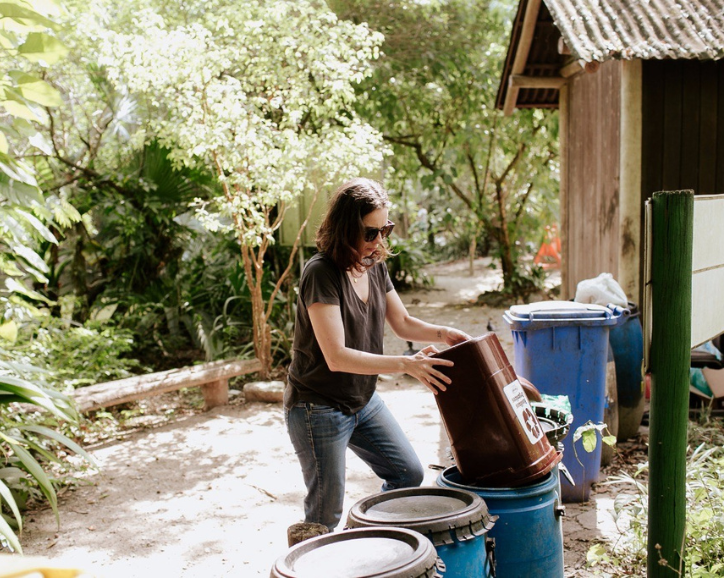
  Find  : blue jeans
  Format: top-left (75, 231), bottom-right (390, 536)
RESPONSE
top-left (285, 392), bottom-right (424, 530)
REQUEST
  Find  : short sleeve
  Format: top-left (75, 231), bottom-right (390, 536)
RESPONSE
top-left (300, 257), bottom-right (342, 308)
top-left (382, 262), bottom-right (394, 293)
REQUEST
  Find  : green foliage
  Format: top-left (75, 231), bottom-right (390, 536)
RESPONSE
top-left (122, 233), bottom-right (254, 366)
top-left (589, 419), bottom-right (724, 575)
top-left (333, 0), bottom-right (560, 295)
top-left (40, 141), bottom-right (215, 322)
top-left (31, 134), bottom-right (233, 367)
top-left (15, 318), bottom-right (143, 390)
top-left (0, 0), bottom-right (80, 309)
top-left (573, 421), bottom-right (617, 454)
top-left (0, 363), bottom-right (96, 553)
top-left (0, 1), bottom-right (97, 554)
top-left (387, 236), bottom-right (433, 290)
top-left (52, 0), bottom-right (392, 376)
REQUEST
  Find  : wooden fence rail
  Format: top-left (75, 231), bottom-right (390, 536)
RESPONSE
top-left (71, 358), bottom-right (262, 413)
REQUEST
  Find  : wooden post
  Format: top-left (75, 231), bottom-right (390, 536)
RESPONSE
top-left (558, 83), bottom-right (569, 299)
top-left (647, 190), bottom-right (693, 576)
top-left (202, 378), bottom-right (229, 410)
top-left (618, 59), bottom-right (642, 305)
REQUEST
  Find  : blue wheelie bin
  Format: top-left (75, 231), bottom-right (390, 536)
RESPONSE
top-left (503, 301), bottom-right (627, 502)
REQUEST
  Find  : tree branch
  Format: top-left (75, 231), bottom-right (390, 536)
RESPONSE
top-left (265, 186), bottom-right (322, 321)
top-left (480, 113), bottom-right (498, 207)
top-left (514, 182), bottom-right (534, 224)
top-left (383, 134), bottom-right (474, 210)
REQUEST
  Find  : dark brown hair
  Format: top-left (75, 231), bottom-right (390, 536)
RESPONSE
top-left (316, 177), bottom-right (391, 272)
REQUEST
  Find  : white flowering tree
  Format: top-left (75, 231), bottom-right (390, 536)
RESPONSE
top-left (95, 0), bottom-right (387, 377)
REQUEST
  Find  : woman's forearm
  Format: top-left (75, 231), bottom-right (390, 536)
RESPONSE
top-left (323, 346), bottom-right (409, 375)
top-left (322, 342), bottom-right (454, 393)
top-left (389, 314), bottom-right (453, 344)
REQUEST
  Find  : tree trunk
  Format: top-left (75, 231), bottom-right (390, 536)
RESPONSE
top-left (248, 264), bottom-right (272, 380)
top-left (239, 236), bottom-right (273, 380)
top-left (494, 183), bottom-right (515, 290)
top-left (499, 239), bottom-right (516, 290)
top-left (249, 282), bottom-right (272, 380)
top-left (468, 236), bottom-right (476, 277)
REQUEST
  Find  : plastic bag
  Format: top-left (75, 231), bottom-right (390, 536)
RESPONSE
top-left (574, 272), bottom-right (628, 307)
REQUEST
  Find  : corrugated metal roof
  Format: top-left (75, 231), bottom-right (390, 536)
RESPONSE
top-left (545, 0), bottom-right (724, 62)
top-left (496, 1), bottom-right (564, 111)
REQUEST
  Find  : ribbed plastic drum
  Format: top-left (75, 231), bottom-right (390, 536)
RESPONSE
top-left (269, 527), bottom-right (442, 578)
top-left (438, 466), bottom-right (564, 578)
top-left (609, 302), bottom-right (645, 440)
top-left (346, 486), bottom-right (496, 577)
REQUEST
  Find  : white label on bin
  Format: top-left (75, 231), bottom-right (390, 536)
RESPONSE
top-left (503, 380), bottom-right (544, 445)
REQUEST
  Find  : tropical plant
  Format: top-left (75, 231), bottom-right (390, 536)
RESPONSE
top-left (0, 0), bottom-right (80, 313)
top-left (0, 0), bottom-right (98, 553)
top-left (42, 141), bottom-right (216, 323)
top-left (0, 365), bottom-right (96, 553)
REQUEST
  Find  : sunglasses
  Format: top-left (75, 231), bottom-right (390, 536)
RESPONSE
top-left (364, 220), bottom-right (395, 243)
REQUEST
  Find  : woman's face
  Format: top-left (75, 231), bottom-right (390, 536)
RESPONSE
top-left (359, 207), bottom-right (390, 262)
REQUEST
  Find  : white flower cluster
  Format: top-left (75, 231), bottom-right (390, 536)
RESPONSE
top-left (87, 0), bottom-right (388, 248)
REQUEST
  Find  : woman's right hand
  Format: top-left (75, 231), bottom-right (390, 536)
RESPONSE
top-left (403, 346), bottom-right (454, 394)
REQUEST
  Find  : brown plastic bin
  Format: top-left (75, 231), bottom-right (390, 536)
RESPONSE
top-left (431, 333), bottom-right (561, 487)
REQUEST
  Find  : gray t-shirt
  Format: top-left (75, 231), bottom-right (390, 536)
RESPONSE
top-left (285, 252), bottom-right (394, 414)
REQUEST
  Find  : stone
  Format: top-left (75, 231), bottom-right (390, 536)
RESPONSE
top-left (244, 380), bottom-right (285, 403)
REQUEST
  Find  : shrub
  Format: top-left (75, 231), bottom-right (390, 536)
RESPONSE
top-left (589, 418), bottom-right (724, 576)
top-left (19, 318), bottom-right (144, 390)
top-left (0, 366), bottom-right (96, 553)
top-left (387, 236), bottom-right (434, 290)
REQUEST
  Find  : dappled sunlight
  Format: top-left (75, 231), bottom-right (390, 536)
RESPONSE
top-left (21, 259), bottom-right (624, 578)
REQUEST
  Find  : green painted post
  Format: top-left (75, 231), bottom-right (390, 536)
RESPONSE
top-left (648, 190), bottom-right (693, 576)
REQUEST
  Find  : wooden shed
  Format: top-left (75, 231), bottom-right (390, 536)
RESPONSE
top-left (497, 0), bottom-right (724, 305)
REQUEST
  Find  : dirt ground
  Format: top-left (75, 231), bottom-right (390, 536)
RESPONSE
top-left (18, 258), bottom-right (647, 577)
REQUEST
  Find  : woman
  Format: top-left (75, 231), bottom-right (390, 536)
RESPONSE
top-left (285, 177), bottom-right (471, 530)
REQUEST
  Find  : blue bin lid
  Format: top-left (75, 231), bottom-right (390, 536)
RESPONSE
top-left (504, 301), bottom-right (626, 329)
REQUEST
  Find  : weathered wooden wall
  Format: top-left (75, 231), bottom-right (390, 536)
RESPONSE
top-left (562, 60), bottom-right (621, 298)
top-left (642, 59), bottom-right (724, 201)
top-left (638, 59), bottom-right (724, 308)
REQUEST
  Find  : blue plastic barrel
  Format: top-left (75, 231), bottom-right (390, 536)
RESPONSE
top-left (346, 486), bottom-right (496, 578)
top-left (608, 302), bottom-right (644, 441)
top-left (503, 301), bottom-right (626, 502)
top-left (437, 466), bottom-right (564, 578)
top-left (270, 526), bottom-right (441, 578)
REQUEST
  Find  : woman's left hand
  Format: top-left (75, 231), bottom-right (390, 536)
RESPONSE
top-left (443, 328), bottom-right (471, 346)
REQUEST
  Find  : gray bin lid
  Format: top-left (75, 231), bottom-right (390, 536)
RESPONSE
top-left (346, 487), bottom-right (496, 546)
top-left (270, 527), bottom-right (440, 578)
